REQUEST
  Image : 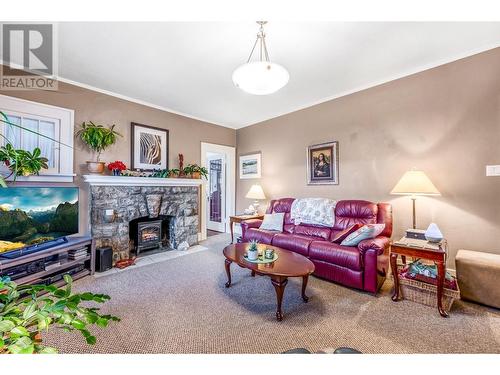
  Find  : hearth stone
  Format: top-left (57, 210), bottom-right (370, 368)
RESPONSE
top-left (89, 185), bottom-right (199, 260)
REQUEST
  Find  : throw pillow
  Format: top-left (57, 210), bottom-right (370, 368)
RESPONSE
top-left (331, 223), bottom-right (362, 244)
top-left (259, 213), bottom-right (285, 232)
top-left (340, 224), bottom-right (385, 247)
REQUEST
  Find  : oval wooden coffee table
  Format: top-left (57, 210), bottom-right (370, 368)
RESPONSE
top-left (223, 243), bottom-right (315, 321)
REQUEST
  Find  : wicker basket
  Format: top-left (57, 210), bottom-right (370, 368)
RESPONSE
top-left (392, 270), bottom-right (460, 311)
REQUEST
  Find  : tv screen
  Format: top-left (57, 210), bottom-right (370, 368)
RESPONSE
top-left (0, 187), bottom-right (79, 254)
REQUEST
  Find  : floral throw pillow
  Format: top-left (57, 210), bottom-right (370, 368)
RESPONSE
top-left (340, 224), bottom-right (385, 247)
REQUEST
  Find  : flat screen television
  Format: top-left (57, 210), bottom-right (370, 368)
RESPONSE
top-left (0, 187), bottom-right (79, 258)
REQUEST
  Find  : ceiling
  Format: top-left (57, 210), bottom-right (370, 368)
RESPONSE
top-left (51, 23), bottom-right (500, 128)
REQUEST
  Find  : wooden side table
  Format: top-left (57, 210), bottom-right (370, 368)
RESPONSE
top-left (390, 238), bottom-right (449, 317)
top-left (229, 214), bottom-right (264, 243)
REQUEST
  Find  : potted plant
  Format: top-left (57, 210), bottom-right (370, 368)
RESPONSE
top-left (247, 239), bottom-right (259, 261)
top-left (107, 161), bottom-right (127, 176)
top-left (183, 164), bottom-right (208, 179)
top-left (168, 168), bottom-right (180, 178)
top-left (0, 144), bottom-right (49, 180)
top-left (76, 121), bottom-right (122, 174)
top-left (181, 164), bottom-right (194, 178)
top-left (0, 275), bottom-right (119, 354)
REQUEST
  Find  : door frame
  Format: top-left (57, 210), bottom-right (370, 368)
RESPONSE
top-left (200, 142), bottom-right (236, 240)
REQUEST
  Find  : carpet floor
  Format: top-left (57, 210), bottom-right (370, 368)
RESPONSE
top-left (45, 234), bottom-right (500, 354)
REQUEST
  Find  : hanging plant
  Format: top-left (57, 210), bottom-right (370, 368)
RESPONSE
top-left (0, 144), bottom-right (48, 179)
top-left (0, 111), bottom-right (69, 186)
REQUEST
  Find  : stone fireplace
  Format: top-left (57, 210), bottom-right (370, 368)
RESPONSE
top-left (84, 176), bottom-right (202, 262)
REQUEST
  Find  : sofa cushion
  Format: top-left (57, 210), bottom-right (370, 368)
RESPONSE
top-left (259, 213), bottom-right (285, 231)
top-left (309, 241), bottom-right (362, 270)
top-left (341, 224), bottom-right (385, 247)
top-left (331, 223), bottom-right (362, 244)
top-left (294, 225), bottom-right (331, 241)
top-left (334, 200), bottom-right (378, 231)
top-left (272, 234), bottom-right (315, 256)
top-left (243, 228), bottom-right (278, 245)
top-left (268, 198), bottom-right (295, 214)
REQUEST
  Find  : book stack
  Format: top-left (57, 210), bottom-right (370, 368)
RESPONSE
top-left (68, 247), bottom-right (88, 261)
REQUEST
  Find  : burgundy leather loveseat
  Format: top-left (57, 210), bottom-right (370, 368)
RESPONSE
top-left (241, 198), bottom-right (393, 294)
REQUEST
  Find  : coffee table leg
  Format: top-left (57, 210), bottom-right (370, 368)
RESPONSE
top-left (271, 276), bottom-right (288, 321)
top-left (301, 275), bottom-right (310, 302)
top-left (224, 259), bottom-right (232, 288)
top-left (251, 270), bottom-right (256, 277)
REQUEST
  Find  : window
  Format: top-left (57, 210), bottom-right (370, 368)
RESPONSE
top-left (0, 94), bottom-right (74, 182)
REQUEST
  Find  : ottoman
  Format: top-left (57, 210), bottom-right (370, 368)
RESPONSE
top-left (455, 250), bottom-right (500, 309)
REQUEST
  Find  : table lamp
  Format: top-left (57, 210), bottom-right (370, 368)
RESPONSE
top-left (245, 184), bottom-right (266, 214)
top-left (390, 169), bottom-right (440, 229)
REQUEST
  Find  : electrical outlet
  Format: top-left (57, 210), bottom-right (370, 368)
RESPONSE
top-left (486, 165), bottom-right (500, 176)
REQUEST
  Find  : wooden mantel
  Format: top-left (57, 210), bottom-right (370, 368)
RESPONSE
top-left (82, 175), bottom-right (203, 186)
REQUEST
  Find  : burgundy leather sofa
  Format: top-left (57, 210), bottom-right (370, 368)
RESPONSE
top-left (241, 198), bottom-right (393, 294)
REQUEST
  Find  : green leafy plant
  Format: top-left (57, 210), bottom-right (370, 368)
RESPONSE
top-left (183, 164), bottom-right (208, 179)
top-left (168, 168), bottom-right (180, 177)
top-left (248, 239), bottom-right (259, 252)
top-left (150, 168), bottom-right (170, 178)
top-left (0, 275), bottom-right (119, 354)
top-left (75, 121), bottom-right (122, 162)
top-left (0, 144), bottom-right (49, 179)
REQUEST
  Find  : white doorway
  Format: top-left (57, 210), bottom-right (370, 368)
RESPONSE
top-left (201, 143), bottom-right (235, 239)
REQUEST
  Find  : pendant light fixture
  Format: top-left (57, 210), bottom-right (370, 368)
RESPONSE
top-left (232, 21), bottom-right (289, 95)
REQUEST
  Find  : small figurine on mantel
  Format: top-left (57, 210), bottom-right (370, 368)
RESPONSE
top-left (178, 153), bottom-right (185, 177)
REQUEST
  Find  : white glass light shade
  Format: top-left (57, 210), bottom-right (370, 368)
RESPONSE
top-left (232, 61), bottom-right (289, 95)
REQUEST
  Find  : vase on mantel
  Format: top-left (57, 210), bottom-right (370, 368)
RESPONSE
top-left (112, 169), bottom-right (121, 176)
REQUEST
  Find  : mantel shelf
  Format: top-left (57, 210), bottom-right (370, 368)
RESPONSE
top-left (82, 175), bottom-right (203, 186)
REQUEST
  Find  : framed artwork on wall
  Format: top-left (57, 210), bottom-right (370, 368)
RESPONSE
top-left (306, 141), bottom-right (339, 185)
top-left (131, 122), bottom-right (169, 171)
top-left (239, 152), bottom-right (261, 179)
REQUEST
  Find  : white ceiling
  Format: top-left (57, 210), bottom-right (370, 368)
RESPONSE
top-left (54, 23), bottom-right (500, 128)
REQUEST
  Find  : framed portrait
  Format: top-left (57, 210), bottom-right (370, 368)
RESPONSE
top-left (131, 122), bottom-right (169, 171)
top-left (239, 152), bottom-right (261, 179)
top-left (306, 141), bottom-right (339, 185)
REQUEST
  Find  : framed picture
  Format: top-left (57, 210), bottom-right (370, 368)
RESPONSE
top-left (306, 141), bottom-right (339, 185)
top-left (239, 152), bottom-right (261, 179)
top-left (131, 122), bottom-right (169, 171)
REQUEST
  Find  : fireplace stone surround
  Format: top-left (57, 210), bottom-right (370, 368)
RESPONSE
top-left (84, 176), bottom-right (201, 262)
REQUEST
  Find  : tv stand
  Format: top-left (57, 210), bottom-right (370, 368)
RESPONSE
top-left (0, 237), bottom-right (68, 259)
top-left (0, 236), bottom-right (95, 287)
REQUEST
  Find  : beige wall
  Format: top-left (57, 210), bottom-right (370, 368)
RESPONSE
top-left (1, 80), bottom-right (236, 235)
top-left (236, 48), bottom-right (500, 267)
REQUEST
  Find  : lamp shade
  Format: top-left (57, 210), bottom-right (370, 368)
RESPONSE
top-left (245, 184), bottom-right (266, 200)
top-left (391, 170), bottom-right (441, 196)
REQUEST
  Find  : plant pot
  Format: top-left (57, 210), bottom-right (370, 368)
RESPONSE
top-left (247, 249), bottom-right (258, 261)
top-left (191, 171), bottom-right (201, 179)
top-left (86, 161), bottom-right (105, 174)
